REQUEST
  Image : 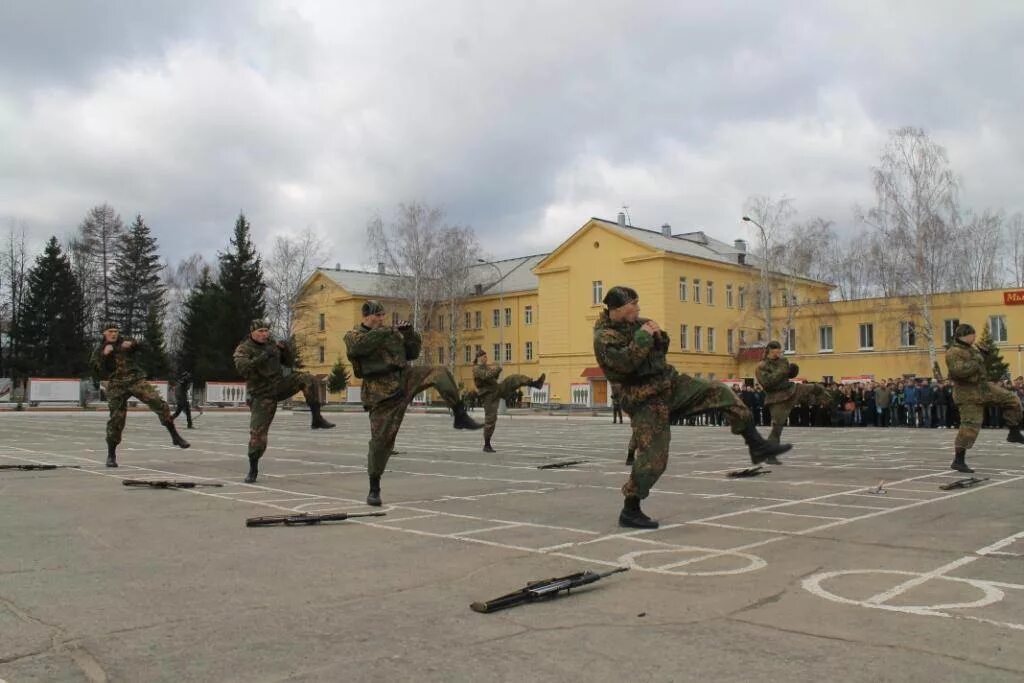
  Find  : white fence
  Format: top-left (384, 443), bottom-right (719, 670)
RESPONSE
top-left (28, 378), bottom-right (80, 402)
top-left (205, 382), bottom-right (248, 405)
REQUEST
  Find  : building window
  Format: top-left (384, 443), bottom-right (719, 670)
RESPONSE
top-left (706, 281), bottom-right (714, 306)
top-left (493, 343), bottom-right (500, 360)
top-left (727, 329), bottom-right (734, 354)
top-left (739, 329), bottom-right (747, 346)
top-left (695, 325), bottom-right (702, 351)
top-left (424, 348), bottom-right (432, 363)
top-left (524, 306), bottom-right (533, 325)
top-left (681, 324), bottom-right (689, 350)
top-left (475, 311), bottom-right (482, 329)
top-left (989, 315), bottom-right (1008, 343)
top-left (859, 323), bottom-right (874, 349)
top-left (504, 343), bottom-right (512, 362)
top-left (900, 321), bottom-right (916, 347)
top-left (708, 372), bottom-right (715, 381)
top-left (525, 341), bottom-right (534, 360)
top-left (708, 327), bottom-right (715, 352)
top-left (492, 309), bottom-right (500, 327)
top-left (465, 345), bottom-right (472, 363)
top-left (783, 328), bottom-right (796, 353)
top-left (738, 286), bottom-right (746, 309)
top-left (694, 279), bottom-right (702, 303)
top-left (592, 280), bottom-right (603, 305)
top-left (504, 307), bottom-right (512, 327)
top-left (318, 346), bottom-right (325, 363)
top-left (726, 284), bottom-right (734, 308)
top-left (943, 318), bottom-right (960, 345)
top-left (465, 312), bottom-right (471, 330)
top-left (392, 312), bottom-right (399, 326)
top-left (318, 313), bottom-right (325, 331)
top-left (679, 277), bottom-right (687, 301)
top-left (438, 314), bottom-right (445, 331)
top-left (475, 344), bottom-right (483, 358)
top-left (819, 325), bottom-right (834, 352)
top-left (438, 346), bottom-right (445, 364)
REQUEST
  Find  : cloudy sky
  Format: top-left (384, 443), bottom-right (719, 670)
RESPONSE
top-left (2, 0), bottom-right (1022, 267)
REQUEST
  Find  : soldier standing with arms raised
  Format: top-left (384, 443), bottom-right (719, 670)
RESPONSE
top-left (593, 286), bottom-right (791, 528)
top-left (756, 340), bottom-right (831, 448)
top-left (92, 322), bottom-right (190, 467)
top-left (345, 301), bottom-right (482, 506)
top-left (945, 323), bottom-right (1024, 472)
top-left (234, 320), bottom-right (335, 483)
top-left (472, 349), bottom-right (544, 452)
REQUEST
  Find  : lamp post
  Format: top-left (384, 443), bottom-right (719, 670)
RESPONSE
top-left (742, 216), bottom-right (772, 343)
top-left (477, 259), bottom-right (504, 367)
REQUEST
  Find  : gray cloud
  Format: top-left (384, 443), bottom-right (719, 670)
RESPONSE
top-left (1, 0), bottom-right (1022, 267)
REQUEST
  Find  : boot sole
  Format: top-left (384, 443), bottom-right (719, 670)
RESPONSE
top-left (312, 424), bottom-right (336, 429)
top-left (619, 516), bottom-right (659, 529)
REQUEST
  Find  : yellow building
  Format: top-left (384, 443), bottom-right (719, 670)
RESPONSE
top-left (292, 216), bottom-right (1024, 404)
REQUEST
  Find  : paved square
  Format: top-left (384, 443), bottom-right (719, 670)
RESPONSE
top-left (1, 411), bottom-right (1023, 681)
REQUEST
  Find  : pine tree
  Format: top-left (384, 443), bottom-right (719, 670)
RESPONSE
top-left (15, 237), bottom-right (88, 376)
top-left (110, 213), bottom-right (165, 339)
top-left (327, 357), bottom-right (350, 394)
top-left (178, 269), bottom-right (232, 381)
top-left (979, 325), bottom-right (1009, 381)
top-left (218, 212), bottom-right (267, 347)
top-left (138, 305), bottom-right (171, 378)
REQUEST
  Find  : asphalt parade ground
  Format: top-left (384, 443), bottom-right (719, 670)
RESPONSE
top-left (1, 410), bottom-right (1023, 682)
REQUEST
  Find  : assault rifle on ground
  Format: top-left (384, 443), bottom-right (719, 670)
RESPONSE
top-left (537, 460), bottom-right (587, 469)
top-left (470, 567), bottom-right (629, 613)
top-left (939, 476), bottom-right (989, 490)
top-left (727, 466), bottom-right (770, 478)
top-left (0, 464), bottom-right (81, 471)
top-left (246, 511), bottom-right (386, 527)
top-left (122, 479), bottom-right (224, 489)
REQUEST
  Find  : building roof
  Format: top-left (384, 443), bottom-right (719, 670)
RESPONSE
top-left (316, 268), bottom-right (408, 296)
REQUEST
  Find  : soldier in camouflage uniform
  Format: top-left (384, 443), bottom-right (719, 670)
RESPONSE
top-left (91, 322), bottom-right (190, 467)
top-left (945, 323), bottom-right (1024, 473)
top-left (233, 320), bottom-right (335, 483)
top-left (594, 286), bottom-right (791, 528)
top-left (171, 369), bottom-right (195, 429)
top-left (345, 300), bottom-right (482, 506)
top-left (472, 349), bottom-right (545, 452)
top-left (756, 340), bottom-right (830, 448)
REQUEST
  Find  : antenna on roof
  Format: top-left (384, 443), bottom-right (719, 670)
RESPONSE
top-left (621, 204), bottom-right (632, 227)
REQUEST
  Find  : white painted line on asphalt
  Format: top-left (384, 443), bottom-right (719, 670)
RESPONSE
top-left (977, 530), bottom-right (1024, 556)
top-left (449, 524), bottom-right (521, 537)
top-left (865, 556), bottom-right (980, 605)
top-left (762, 510), bottom-right (848, 521)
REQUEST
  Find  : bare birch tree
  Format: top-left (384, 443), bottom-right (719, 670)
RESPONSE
top-left (434, 225), bottom-right (481, 374)
top-left (742, 194), bottom-right (796, 342)
top-left (864, 126), bottom-right (960, 368)
top-left (952, 209), bottom-right (1004, 291)
top-left (265, 228), bottom-right (330, 337)
top-left (163, 254), bottom-right (211, 359)
top-left (1007, 212), bottom-right (1024, 287)
top-left (69, 203), bottom-right (124, 333)
top-left (1, 223), bottom-right (29, 377)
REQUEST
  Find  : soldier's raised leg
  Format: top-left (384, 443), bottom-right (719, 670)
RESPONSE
top-left (246, 397), bottom-right (277, 482)
top-left (406, 366), bottom-right (482, 430)
top-left (481, 373), bottom-right (545, 453)
top-left (680, 379), bottom-right (792, 464)
top-left (105, 389), bottom-right (128, 467)
top-left (130, 380), bottom-right (190, 449)
top-left (295, 373), bottom-right (335, 429)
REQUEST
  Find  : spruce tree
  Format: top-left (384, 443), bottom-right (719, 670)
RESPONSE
top-left (178, 269), bottom-right (232, 381)
top-left (327, 357), bottom-right (350, 394)
top-left (110, 213), bottom-right (165, 339)
top-left (979, 325), bottom-right (1009, 381)
top-left (218, 212), bottom-right (267, 347)
top-left (138, 305), bottom-right (171, 378)
top-left (15, 237), bottom-right (88, 376)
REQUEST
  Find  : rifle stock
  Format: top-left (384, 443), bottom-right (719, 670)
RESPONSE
top-left (470, 567), bottom-right (629, 613)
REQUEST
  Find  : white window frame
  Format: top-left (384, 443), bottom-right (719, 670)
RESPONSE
top-left (900, 321), bottom-right (916, 347)
top-left (819, 325), bottom-right (833, 352)
top-left (738, 286), bottom-right (746, 309)
top-left (783, 328), bottom-right (796, 353)
top-left (726, 284), bottom-right (734, 308)
top-left (727, 328), bottom-right (734, 354)
top-left (592, 280), bottom-right (603, 305)
top-left (525, 341), bottom-right (534, 361)
top-left (989, 315), bottom-right (1008, 343)
top-left (859, 323), bottom-right (874, 350)
top-left (504, 307), bottom-right (512, 327)
top-left (943, 318), bottom-right (960, 345)
top-left (695, 325), bottom-right (703, 351)
top-left (694, 279), bottom-right (702, 304)
top-left (504, 343), bottom-right (512, 362)
top-left (679, 277), bottom-right (687, 301)
top-left (706, 281), bottom-right (714, 306)
top-left (524, 306), bottom-right (533, 325)
top-left (708, 327), bottom-right (716, 352)
top-left (680, 324), bottom-right (689, 350)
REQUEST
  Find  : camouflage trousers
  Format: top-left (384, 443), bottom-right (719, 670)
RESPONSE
top-left (482, 374), bottom-right (533, 441)
top-left (248, 373), bottom-right (320, 460)
top-left (953, 382), bottom-right (1022, 450)
top-left (767, 383), bottom-right (830, 442)
top-left (365, 366), bottom-right (462, 478)
top-left (106, 380), bottom-right (173, 446)
top-left (623, 375), bottom-right (751, 500)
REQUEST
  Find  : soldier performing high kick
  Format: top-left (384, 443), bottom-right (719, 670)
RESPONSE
top-left (234, 320), bottom-right (335, 483)
top-left (593, 286), bottom-right (791, 528)
top-left (91, 322), bottom-right (190, 467)
top-left (756, 340), bottom-right (830, 450)
top-left (345, 300), bottom-right (482, 506)
top-left (472, 349), bottom-right (545, 452)
top-left (945, 323), bottom-right (1024, 473)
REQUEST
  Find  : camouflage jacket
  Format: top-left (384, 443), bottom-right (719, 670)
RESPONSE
top-left (233, 335), bottom-right (295, 397)
top-left (91, 337), bottom-right (149, 386)
top-left (472, 364), bottom-right (502, 396)
top-left (344, 325), bottom-right (422, 407)
top-left (756, 357), bottom-right (797, 405)
top-left (593, 311), bottom-right (673, 406)
top-left (945, 341), bottom-right (985, 387)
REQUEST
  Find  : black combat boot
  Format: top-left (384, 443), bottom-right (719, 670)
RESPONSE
top-left (530, 373), bottom-right (547, 389)
top-left (951, 448), bottom-right (974, 473)
top-left (367, 475), bottom-right (382, 506)
top-left (625, 448), bottom-right (635, 466)
top-left (106, 442), bottom-right (118, 468)
top-left (1007, 426), bottom-right (1024, 444)
top-left (619, 495), bottom-right (659, 529)
top-left (741, 423), bottom-right (791, 464)
top-left (166, 422), bottom-right (191, 449)
top-left (453, 403), bottom-right (484, 430)
top-left (244, 454), bottom-right (259, 483)
top-left (483, 436), bottom-right (496, 453)
top-left (310, 402), bottom-right (336, 430)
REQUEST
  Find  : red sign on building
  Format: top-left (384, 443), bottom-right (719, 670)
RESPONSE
top-left (1004, 290), bottom-right (1024, 305)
